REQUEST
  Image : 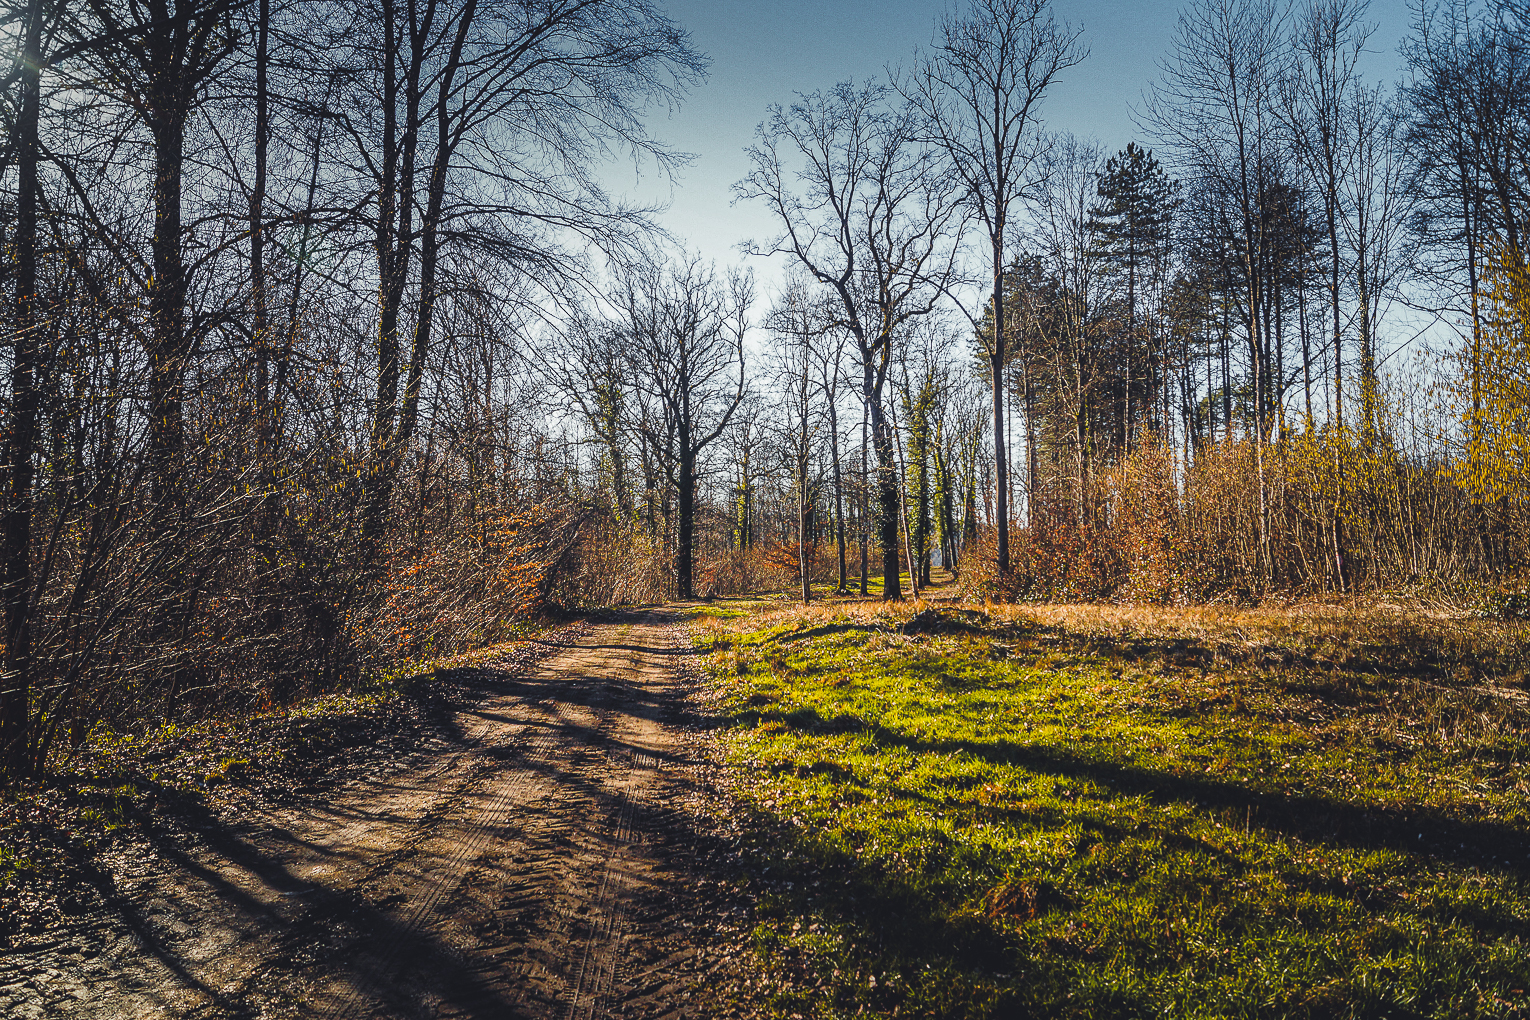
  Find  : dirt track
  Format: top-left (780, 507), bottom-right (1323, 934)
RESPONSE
top-left (0, 610), bottom-right (753, 1019)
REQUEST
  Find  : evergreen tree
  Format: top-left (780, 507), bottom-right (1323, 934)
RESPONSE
top-left (1087, 144), bottom-right (1179, 449)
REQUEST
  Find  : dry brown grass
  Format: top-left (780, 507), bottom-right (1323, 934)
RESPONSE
top-left (990, 601), bottom-right (1530, 688)
top-left (695, 594), bottom-right (1530, 772)
top-left (704, 595), bottom-right (1530, 679)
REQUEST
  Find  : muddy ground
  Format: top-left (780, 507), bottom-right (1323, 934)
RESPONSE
top-left (0, 610), bottom-right (760, 1019)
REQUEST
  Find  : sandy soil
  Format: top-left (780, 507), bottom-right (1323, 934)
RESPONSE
top-left (0, 610), bottom-right (754, 1019)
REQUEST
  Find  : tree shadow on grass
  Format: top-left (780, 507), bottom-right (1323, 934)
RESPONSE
top-left (743, 704), bottom-right (1530, 879)
top-left (727, 702), bottom-right (1530, 1018)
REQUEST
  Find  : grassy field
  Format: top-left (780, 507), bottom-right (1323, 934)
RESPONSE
top-left (694, 594), bottom-right (1530, 1019)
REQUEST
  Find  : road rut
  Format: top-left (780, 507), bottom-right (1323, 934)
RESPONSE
top-left (0, 610), bottom-right (749, 1020)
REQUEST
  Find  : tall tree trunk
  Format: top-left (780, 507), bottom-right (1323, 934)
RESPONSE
top-left (1024, 358), bottom-right (1037, 528)
top-left (934, 444), bottom-right (958, 575)
top-left (1220, 290), bottom-right (1231, 443)
top-left (891, 399), bottom-right (918, 600)
top-left (1299, 242), bottom-right (1313, 425)
top-left (1356, 243), bottom-right (1376, 443)
top-left (251, 0), bottom-right (272, 532)
top-left (399, 0), bottom-right (475, 458)
top-left (828, 399), bottom-right (847, 592)
top-left (859, 402), bottom-right (868, 595)
top-left (1326, 191), bottom-right (1348, 593)
top-left (366, 0), bottom-right (473, 561)
top-left (677, 444), bottom-right (696, 599)
top-left (364, 0), bottom-right (423, 561)
top-left (736, 448), bottom-right (751, 548)
top-left (1327, 192), bottom-right (1343, 425)
top-left (798, 459), bottom-right (810, 604)
top-left (148, 113), bottom-right (189, 513)
top-left (868, 395), bottom-right (901, 600)
top-left (1, 0), bottom-right (43, 779)
top-left (366, 0), bottom-right (401, 562)
top-left (146, 85), bottom-right (198, 717)
top-left (1461, 153), bottom-right (1482, 436)
top-left (991, 249), bottom-right (1009, 573)
top-left (797, 357), bottom-right (811, 604)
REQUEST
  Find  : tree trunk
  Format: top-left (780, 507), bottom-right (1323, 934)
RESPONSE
top-left (677, 443), bottom-right (695, 599)
top-left (798, 461), bottom-right (811, 604)
top-left (991, 263), bottom-right (1009, 574)
top-left (735, 448), bottom-right (751, 548)
top-left (1327, 192), bottom-right (1343, 426)
top-left (868, 395), bottom-right (901, 600)
top-left (891, 398), bottom-right (918, 600)
top-left (1, 0), bottom-right (43, 779)
top-left (1024, 358), bottom-right (1037, 529)
top-left (828, 398), bottom-right (846, 592)
top-left (860, 402), bottom-right (869, 595)
top-left (934, 445), bottom-right (957, 575)
top-left (148, 112), bottom-right (189, 512)
top-left (399, 0), bottom-right (475, 459)
top-left (364, 0), bottom-right (423, 560)
top-left (252, 0), bottom-right (273, 534)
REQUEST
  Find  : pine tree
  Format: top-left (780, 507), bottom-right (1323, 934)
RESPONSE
top-left (1087, 144), bottom-right (1179, 452)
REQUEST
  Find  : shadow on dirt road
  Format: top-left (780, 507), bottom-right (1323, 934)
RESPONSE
top-left (1, 610), bottom-right (756, 1020)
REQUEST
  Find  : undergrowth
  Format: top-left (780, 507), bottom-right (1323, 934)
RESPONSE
top-left (0, 623), bottom-right (577, 949)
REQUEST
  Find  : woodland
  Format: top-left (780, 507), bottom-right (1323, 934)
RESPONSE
top-left (0, 0), bottom-right (1527, 783)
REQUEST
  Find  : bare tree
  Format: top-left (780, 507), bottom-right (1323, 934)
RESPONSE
top-left (1027, 134), bottom-right (1108, 522)
top-left (66, 0), bottom-right (247, 508)
top-left (618, 257), bottom-right (750, 600)
top-left (766, 281), bottom-right (827, 603)
top-left (1342, 83), bottom-right (1411, 440)
top-left (555, 310), bottom-right (632, 518)
top-left (814, 318), bottom-right (853, 593)
top-left (332, 0), bottom-right (708, 561)
top-left (1, 0), bottom-right (48, 777)
top-left (1403, 0), bottom-right (1530, 441)
top-left (905, 0), bottom-right (1085, 575)
top-left (895, 325), bottom-right (946, 588)
top-left (738, 81), bottom-right (963, 599)
top-left (1284, 0), bottom-right (1372, 428)
top-left (1144, 0), bottom-right (1287, 593)
top-left (724, 396), bottom-right (764, 552)
top-left (247, 0), bottom-right (275, 534)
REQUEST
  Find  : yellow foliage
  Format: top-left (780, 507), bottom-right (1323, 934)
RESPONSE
top-left (375, 505), bottom-right (573, 659)
top-left (1449, 244), bottom-right (1530, 502)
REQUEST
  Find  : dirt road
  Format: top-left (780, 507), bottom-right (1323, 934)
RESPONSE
top-left (0, 610), bottom-right (752, 1019)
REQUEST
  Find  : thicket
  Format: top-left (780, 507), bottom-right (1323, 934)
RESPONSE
top-left (960, 426), bottom-right (1529, 606)
top-left (2, 0), bottom-right (1529, 784)
top-left (0, 0), bottom-right (715, 779)
top-left (948, 0), bottom-right (1530, 607)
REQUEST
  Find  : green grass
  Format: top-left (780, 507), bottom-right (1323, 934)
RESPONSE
top-left (696, 602), bottom-right (1530, 1019)
top-left (693, 598), bottom-right (770, 620)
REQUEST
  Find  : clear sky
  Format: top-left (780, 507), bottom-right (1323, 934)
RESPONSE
top-left (629, 0), bottom-right (1421, 290)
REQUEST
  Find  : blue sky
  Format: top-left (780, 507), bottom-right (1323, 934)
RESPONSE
top-left (629, 0), bottom-right (1420, 288)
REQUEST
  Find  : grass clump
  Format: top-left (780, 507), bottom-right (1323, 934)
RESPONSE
top-left (697, 601), bottom-right (1530, 1019)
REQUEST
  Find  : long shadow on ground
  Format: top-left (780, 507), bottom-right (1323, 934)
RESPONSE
top-left (12, 615), bottom-right (749, 1020)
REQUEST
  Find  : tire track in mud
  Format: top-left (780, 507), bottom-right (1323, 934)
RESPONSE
top-left (309, 612), bottom-right (683, 1020)
top-left (318, 729), bottom-right (564, 1020)
top-left (564, 749), bottom-right (657, 1020)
